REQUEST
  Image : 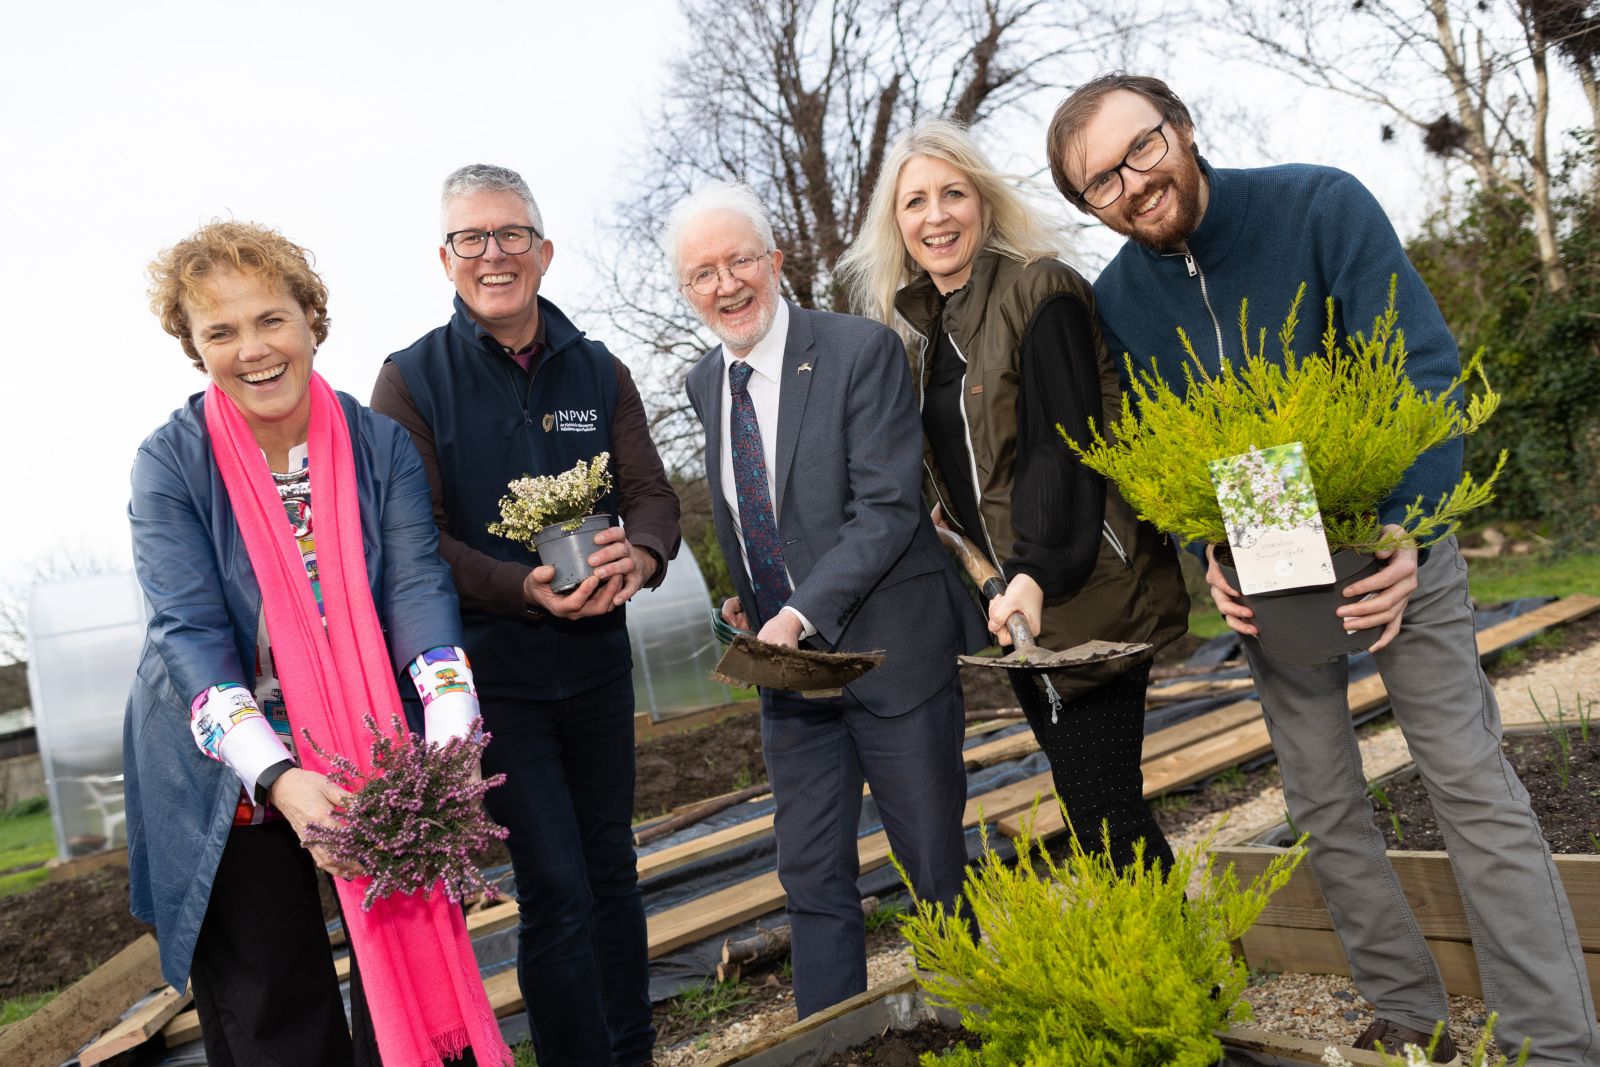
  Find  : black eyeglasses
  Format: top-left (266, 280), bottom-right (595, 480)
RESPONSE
top-left (681, 252), bottom-right (772, 295)
top-left (445, 225), bottom-right (542, 258)
top-left (1071, 123), bottom-right (1170, 209)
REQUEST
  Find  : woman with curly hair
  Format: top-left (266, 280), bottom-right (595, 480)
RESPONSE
top-left (126, 221), bottom-right (508, 1065)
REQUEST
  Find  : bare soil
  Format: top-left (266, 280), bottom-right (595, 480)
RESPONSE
top-left (0, 866), bottom-right (151, 1000)
top-left (818, 1019), bottom-right (981, 1066)
top-left (1374, 727), bottom-right (1600, 852)
top-left (635, 712), bottom-right (766, 820)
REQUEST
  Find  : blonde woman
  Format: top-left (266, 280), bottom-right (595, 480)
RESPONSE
top-left (837, 120), bottom-right (1188, 872)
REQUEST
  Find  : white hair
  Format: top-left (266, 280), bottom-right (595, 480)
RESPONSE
top-left (440, 163), bottom-right (545, 238)
top-left (660, 182), bottom-right (776, 275)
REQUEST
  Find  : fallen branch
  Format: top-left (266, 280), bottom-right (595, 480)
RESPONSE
top-left (717, 897), bottom-right (880, 982)
top-left (634, 784), bottom-right (772, 847)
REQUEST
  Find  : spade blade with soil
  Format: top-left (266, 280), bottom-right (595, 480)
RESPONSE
top-left (712, 634), bottom-right (884, 698)
top-left (935, 525), bottom-right (1150, 674)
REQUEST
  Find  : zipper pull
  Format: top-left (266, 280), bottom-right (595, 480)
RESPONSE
top-left (1044, 676), bottom-right (1064, 725)
top-left (1183, 253), bottom-right (1197, 278)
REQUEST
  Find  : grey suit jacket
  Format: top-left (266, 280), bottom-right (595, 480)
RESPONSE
top-left (685, 302), bottom-right (986, 715)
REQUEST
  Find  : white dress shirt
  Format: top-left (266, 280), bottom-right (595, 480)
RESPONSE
top-left (718, 302), bottom-right (814, 637)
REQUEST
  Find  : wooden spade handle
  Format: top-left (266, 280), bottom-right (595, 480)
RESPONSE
top-left (933, 525), bottom-right (1037, 653)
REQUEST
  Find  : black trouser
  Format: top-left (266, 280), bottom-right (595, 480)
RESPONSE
top-left (190, 818), bottom-right (378, 1067)
top-left (1009, 660), bottom-right (1176, 873)
top-left (478, 673), bottom-right (655, 1067)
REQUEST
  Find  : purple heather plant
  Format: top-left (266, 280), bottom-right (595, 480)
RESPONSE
top-left (302, 714), bottom-right (509, 912)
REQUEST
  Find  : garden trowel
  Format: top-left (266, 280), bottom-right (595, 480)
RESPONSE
top-left (935, 525), bottom-right (1150, 673)
top-left (709, 610), bottom-right (884, 698)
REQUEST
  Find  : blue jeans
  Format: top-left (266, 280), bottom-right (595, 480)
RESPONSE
top-left (479, 673), bottom-right (654, 1067)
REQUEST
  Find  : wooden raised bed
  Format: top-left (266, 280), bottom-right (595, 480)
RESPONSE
top-left (698, 971), bottom-right (1397, 1066)
top-left (1216, 843), bottom-right (1600, 1015)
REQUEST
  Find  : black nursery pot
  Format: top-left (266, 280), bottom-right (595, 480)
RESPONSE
top-left (533, 514), bottom-right (615, 594)
top-left (1217, 546), bottom-right (1384, 664)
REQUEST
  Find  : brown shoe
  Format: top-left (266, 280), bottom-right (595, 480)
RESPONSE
top-left (1353, 1018), bottom-right (1462, 1064)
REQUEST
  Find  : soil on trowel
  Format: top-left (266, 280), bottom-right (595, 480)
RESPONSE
top-left (0, 865), bottom-right (152, 1000)
top-left (1374, 728), bottom-right (1600, 853)
top-left (819, 1020), bottom-right (981, 1066)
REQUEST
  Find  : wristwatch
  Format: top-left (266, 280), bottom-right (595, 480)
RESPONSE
top-left (254, 758), bottom-right (296, 806)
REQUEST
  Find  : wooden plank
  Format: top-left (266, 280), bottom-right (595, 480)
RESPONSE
top-left (1216, 847), bottom-right (1600, 952)
top-left (998, 595), bottom-right (1600, 842)
top-left (45, 846), bottom-right (128, 882)
top-left (0, 934), bottom-right (163, 1067)
top-left (163, 772), bottom-right (1057, 1045)
top-left (1147, 677), bottom-right (1257, 703)
top-left (633, 700), bottom-right (758, 744)
top-left (636, 727), bottom-right (1047, 881)
top-left (1221, 1026), bottom-right (1391, 1066)
top-left (79, 985), bottom-right (190, 1065)
top-left (646, 769), bottom-right (1056, 958)
top-left (1240, 923), bottom-right (1600, 1012)
top-left (1474, 594), bottom-right (1600, 653)
top-left (701, 973), bottom-right (921, 1067)
top-left (159, 599), bottom-right (1600, 1053)
top-left (1140, 699), bottom-right (1268, 762)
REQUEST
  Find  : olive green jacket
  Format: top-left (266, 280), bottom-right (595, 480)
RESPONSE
top-left (895, 251), bottom-right (1189, 698)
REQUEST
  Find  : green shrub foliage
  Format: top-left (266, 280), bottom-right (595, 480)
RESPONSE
top-left (1407, 172), bottom-right (1600, 543)
top-left (1063, 279), bottom-right (1505, 552)
top-left (895, 813), bottom-right (1306, 1067)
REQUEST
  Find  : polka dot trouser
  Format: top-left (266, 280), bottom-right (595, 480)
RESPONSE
top-left (1008, 660), bottom-right (1175, 873)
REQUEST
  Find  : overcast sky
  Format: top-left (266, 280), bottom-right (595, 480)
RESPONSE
top-left (0, 1), bottom-right (688, 589)
top-left (3, 1), bottom-right (1573, 602)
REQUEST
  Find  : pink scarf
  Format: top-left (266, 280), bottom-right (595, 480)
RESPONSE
top-left (205, 373), bottom-right (510, 1067)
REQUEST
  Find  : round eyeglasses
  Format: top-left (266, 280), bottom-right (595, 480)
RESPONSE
top-left (1073, 124), bottom-right (1170, 210)
top-left (682, 252), bottom-right (771, 296)
top-left (445, 225), bottom-right (541, 259)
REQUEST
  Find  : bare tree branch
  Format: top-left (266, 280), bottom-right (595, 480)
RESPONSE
top-left (584, 0), bottom-right (1176, 481)
top-left (1210, 0), bottom-right (1587, 293)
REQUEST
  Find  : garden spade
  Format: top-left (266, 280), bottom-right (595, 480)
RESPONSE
top-left (709, 611), bottom-right (884, 698)
top-left (934, 526), bottom-right (1149, 673)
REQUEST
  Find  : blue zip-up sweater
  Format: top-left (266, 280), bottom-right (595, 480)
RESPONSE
top-left (1093, 159), bottom-right (1463, 530)
top-left (385, 295), bottom-right (629, 701)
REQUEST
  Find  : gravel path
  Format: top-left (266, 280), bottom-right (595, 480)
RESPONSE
top-left (654, 631), bottom-right (1600, 1064)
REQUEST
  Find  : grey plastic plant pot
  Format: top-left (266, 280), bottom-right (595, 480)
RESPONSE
top-left (533, 513), bottom-right (615, 594)
top-left (1217, 546), bottom-right (1384, 665)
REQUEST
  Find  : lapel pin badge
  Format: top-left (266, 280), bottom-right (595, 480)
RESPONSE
top-left (797, 362), bottom-right (813, 374)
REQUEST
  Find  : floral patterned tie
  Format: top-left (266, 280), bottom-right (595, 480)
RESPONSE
top-left (728, 360), bottom-right (791, 628)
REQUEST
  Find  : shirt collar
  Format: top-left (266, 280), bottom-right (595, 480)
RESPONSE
top-left (721, 299), bottom-right (789, 385)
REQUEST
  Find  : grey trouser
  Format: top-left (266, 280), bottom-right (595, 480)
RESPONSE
top-left (1244, 538), bottom-right (1598, 1065)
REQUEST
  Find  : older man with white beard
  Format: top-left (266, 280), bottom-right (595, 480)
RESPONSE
top-left (667, 182), bottom-right (985, 1018)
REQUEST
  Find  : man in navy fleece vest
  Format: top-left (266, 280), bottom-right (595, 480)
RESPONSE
top-left (1045, 75), bottom-right (1598, 1065)
top-left (372, 164), bottom-right (679, 1067)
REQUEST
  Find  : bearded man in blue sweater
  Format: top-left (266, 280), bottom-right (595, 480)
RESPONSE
top-left (1046, 74), bottom-right (1598, 1065)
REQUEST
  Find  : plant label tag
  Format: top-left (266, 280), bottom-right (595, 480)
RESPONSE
top-left (1209, 442), bottom-right (1336, 595)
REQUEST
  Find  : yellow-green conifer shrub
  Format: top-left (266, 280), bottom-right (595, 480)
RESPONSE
top-left (895, 812), bottom-right (1305, 1067)
top-left (1063, 278), bottom-right (1507, 553)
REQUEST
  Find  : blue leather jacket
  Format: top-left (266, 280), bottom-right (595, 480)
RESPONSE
top-left (122, 390), bottom-right (464, 991)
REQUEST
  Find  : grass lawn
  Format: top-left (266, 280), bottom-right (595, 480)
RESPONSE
top-left (1463, 551), bottom-right (1600, 604)
top-left (0, 990), bottom-right (57, 1026)
top-left (0, 797), bottom-right (56, 899)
